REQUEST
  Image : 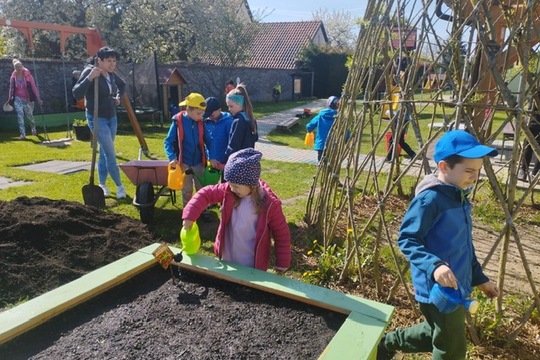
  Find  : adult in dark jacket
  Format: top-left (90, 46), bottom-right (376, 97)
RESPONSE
top-left (72, 47), bottom-right (127, 199)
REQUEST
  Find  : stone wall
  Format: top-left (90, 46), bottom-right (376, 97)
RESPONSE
top-left (0, 57), bottom-right (311, 115)
top-left (0, 58), bottom-right (87, 114)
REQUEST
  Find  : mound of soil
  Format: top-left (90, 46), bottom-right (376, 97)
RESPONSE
top-left (0, 197), bottom-right (158, 306)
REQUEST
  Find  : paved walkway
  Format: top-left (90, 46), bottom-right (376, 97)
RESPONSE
top-left (256, 99), bottom-right (325, 165)
top-left (255, 102), bottom-right (533, 189)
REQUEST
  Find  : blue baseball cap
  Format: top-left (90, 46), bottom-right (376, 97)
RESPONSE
top-left (433, 130), bottom-right (498, 163)
top-left (203, 97), bottom-right (221, 118)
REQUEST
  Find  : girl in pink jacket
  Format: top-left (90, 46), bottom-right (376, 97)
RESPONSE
top-left (182, 148), bottom-right (291, 272)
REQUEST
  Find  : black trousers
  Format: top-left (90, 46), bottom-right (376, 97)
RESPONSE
top-left (386, 132), bottom-right (416, 160)
top-left (521, 123), bottom-right (540, 175)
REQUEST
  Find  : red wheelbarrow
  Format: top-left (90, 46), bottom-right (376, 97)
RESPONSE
top-left (119, 160), bottom-right (176, 224)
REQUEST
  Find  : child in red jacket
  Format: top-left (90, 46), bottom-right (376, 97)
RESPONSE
top-left (182, 148), bottom-right (291, 272)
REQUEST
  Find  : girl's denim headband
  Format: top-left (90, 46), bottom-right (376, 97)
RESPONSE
top-left (227, 94), bottom-right (244, 106)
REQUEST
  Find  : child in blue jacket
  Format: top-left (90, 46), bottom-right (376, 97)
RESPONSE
top-left (306, 96), bottom-right (339, 162)
top-left (203, 96), bottom-right (233, 170)
top-left (377, 130), bottom-right (500, 360)
top-left (164, 93), bottom-right (209, 206)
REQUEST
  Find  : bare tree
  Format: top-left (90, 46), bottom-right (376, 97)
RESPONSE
top-left (312, 8), bottom-right (358, 52)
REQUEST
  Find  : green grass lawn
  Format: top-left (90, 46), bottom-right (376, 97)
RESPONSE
top-left (0, 100), bottom-right (317, 243)
top-left (267, 101), bottom-right (519, 160)
top-left (1, 99), bottom-right (533, 231)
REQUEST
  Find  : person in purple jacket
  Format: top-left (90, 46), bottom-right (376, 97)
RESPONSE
top-left (8, 59), bottom-right (42, 139)
top-left (182, 148), bottom-right (291, 272)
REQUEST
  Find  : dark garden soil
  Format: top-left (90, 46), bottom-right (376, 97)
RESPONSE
top-left (1, 266), bottom-right (345, 360)
top-left (0, 197), bottom-right (345, 360)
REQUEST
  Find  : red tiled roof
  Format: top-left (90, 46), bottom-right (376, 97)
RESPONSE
top-left (242, 21), bottom-right (328, 70)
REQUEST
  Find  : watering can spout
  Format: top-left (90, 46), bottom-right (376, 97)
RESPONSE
top-left (463, 299), bottom-right (479, 314)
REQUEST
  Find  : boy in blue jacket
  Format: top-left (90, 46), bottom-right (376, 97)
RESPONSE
top-left (377, 130), bottom-right (500, 360)
top-left (203, 96), bottom-right (233, 170)
top-left (306, 96), bottom-right (339, 162)
top-left (164, 93), bottom-right (209, 206)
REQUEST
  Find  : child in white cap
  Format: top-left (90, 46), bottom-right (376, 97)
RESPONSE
top-left (306, 95), bottom-right (339, 162)
top-left (182, 148), bottom-right (290, 272)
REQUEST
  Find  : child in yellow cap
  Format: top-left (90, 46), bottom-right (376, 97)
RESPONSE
top-left (164, 93), bottom-right (210, 206)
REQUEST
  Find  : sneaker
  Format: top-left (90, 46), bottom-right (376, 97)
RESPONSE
top-left (116, 185), bottom-right (126, 199)
top-left (31, 128), bottom-right (37, 136)
top-left (98, 184), bottom-right (110, 197)
top-left (376, 337), bottom-right (396, 360)
top-left (517, 169), bottom-right (528, 182)
top-left (19, 134), bottom-right (26, 140)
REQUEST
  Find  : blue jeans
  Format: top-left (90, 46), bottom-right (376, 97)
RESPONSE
top-left (87, 112), bottom-right (123, 187)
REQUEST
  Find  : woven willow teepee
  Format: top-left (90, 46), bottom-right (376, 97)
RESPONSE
top-left (305, 0), bottom-right (540, 337)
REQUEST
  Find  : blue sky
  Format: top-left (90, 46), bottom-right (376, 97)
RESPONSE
top-left (247, 0), bottom-right (367, 22)
top-left (247, 1), bottom-right (452, 44)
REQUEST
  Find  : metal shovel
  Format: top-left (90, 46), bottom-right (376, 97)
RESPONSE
top-left (82, 77), bottom-right (105, 208)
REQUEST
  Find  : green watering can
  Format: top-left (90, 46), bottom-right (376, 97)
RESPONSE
top-left (179, 222), bottom-right (201, 255)
top-left (185, 163), bottom-right (221, 186)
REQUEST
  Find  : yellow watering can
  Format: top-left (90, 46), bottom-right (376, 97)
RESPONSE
top-left (167, 164), bottom-right (185, 190)
top-left (304, 132), bottom-right (314, 147)
top-left (179, 222), bottom-right (201, 254)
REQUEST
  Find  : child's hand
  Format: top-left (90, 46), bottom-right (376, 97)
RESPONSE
top-left (209, 159), bottom-right (224, 170)
top-left (433, 264), bottom-right (458, 289)
top-left (182, 219), bottom-right (194, 230)
top-left (477, 281), bottom-right (500, 299)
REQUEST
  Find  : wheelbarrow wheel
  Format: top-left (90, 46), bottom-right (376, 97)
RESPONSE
top-left (136, 182), bottom-right (155, 224)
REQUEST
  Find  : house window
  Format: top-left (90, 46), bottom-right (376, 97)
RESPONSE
top-left (294, 78), bottom-right (302, 97)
